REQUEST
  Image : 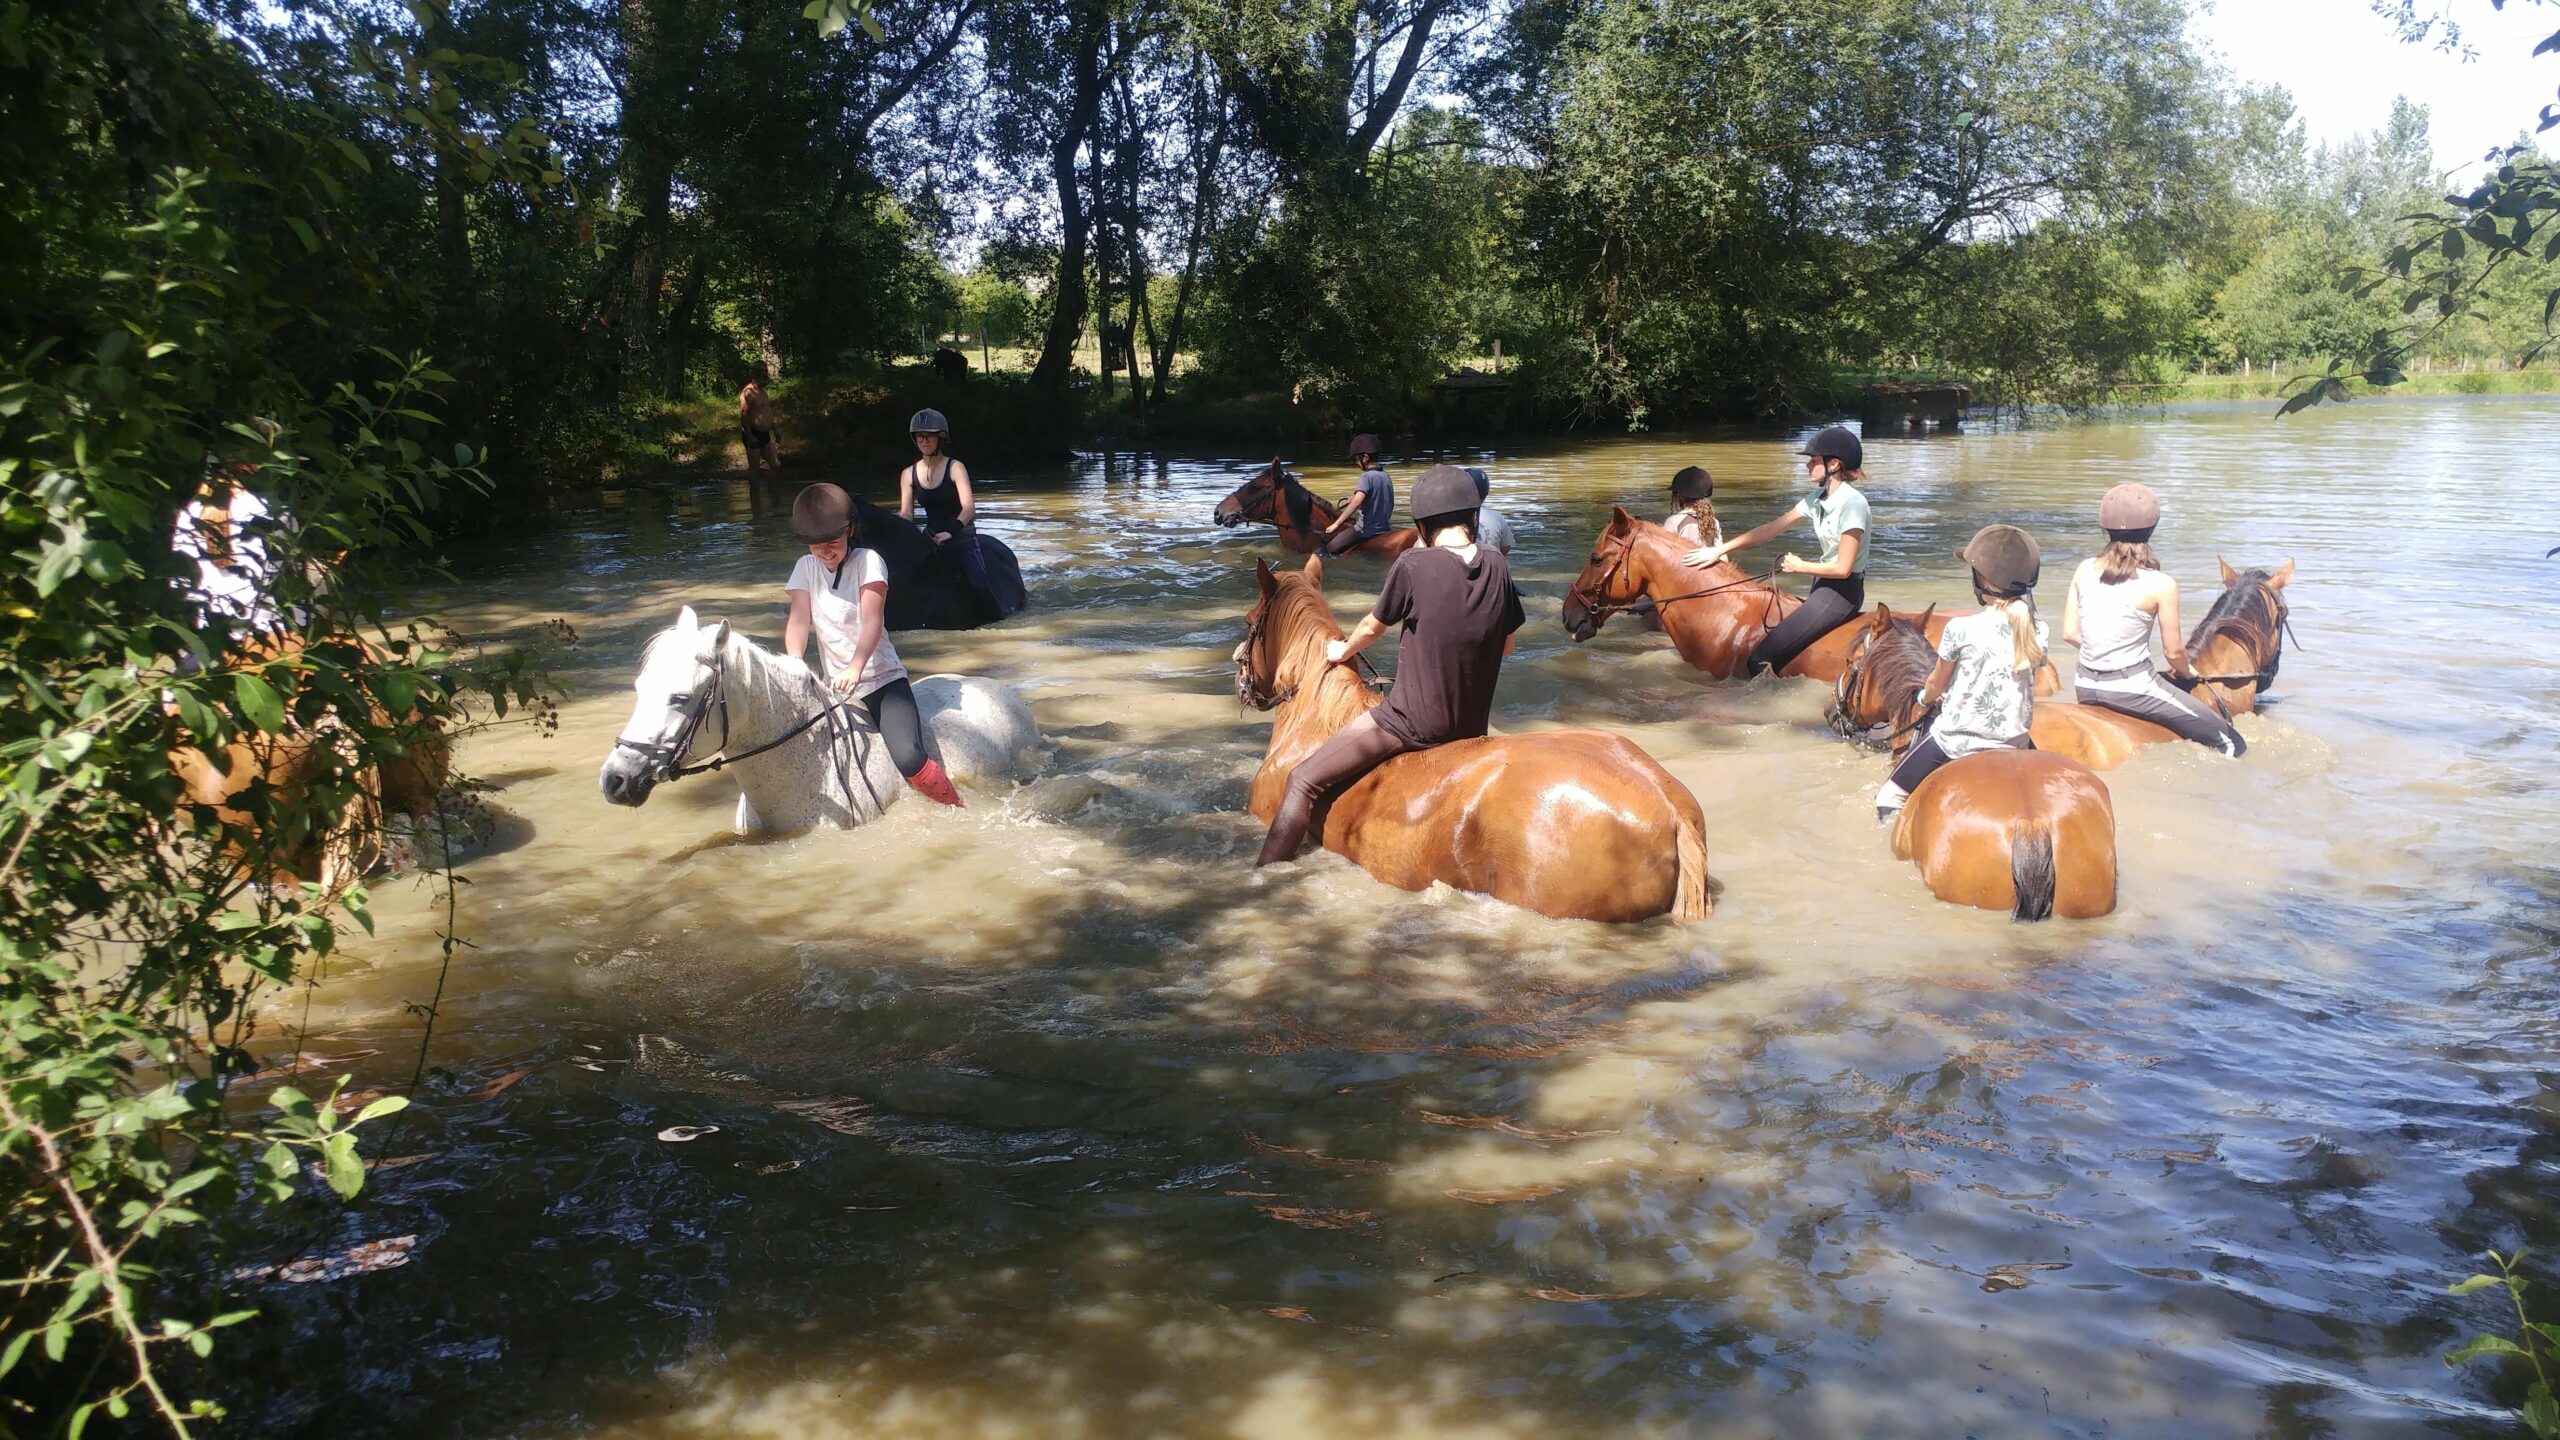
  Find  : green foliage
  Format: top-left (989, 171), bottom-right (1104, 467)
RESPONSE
top-left (2447, 1249), bottom-right (2560, 1438)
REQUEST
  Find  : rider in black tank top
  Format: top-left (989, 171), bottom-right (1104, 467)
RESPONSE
top-left (900, 409), bottom-right (998, 606)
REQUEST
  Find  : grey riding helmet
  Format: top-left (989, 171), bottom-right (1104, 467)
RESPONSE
top-left (791, 483), bottom-right (853, 542)
top-left (909, 408), bottom-right (949, 436)
top-left (1409, 465), bottom-right (1480, 529)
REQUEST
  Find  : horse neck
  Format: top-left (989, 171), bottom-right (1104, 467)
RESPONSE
top-left (1625, 529), bottom-right (1779, 672)
top-left (1277, 479), bottom-right (1334, 541)
top-left (1267, 596), bottom-right (1377, 754)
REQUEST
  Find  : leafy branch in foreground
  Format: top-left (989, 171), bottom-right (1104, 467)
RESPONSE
top-left (2448, 1248), bottom-right (2560, 1437)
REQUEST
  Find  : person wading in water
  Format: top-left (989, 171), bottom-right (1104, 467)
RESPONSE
top-left (898, 408), bottom-right (1003, 609)
top-left (2061, 483), bottom-right (2246, 756)
top-left (1873, 524), bottom-right (2047, 823)
top-left (1686, 425), bottom-right (1871, 676)
top-left (1256, 464), bottom-right (1525, 865)
top-left (1316, 434), bottom-right (1395, 557)
top-left (739, 363), bottom-right (781, 472)
top-left (784, 482), bottom-right (964, 806)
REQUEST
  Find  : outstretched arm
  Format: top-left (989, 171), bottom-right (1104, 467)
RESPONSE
top-left (2157, 582), bottom-right (2192, 680)
top-left (1325, 614), bottom-right (1388, 665)
top-left (1687, 503), bottom-right (1804, 568)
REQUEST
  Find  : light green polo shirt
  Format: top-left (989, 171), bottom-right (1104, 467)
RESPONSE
top-left (1799, 481), bottom-right (1872, 575)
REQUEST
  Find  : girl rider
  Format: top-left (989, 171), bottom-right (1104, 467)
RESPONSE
top-left (1665, 466), bottom-right (1722, 547)
top-left (785, 482), bottom-right (964, 807)
top-left (898, 409), bottom-right (996, 605)
top-left (1256, 464), bottom-right (1526, 865)
top-left (1686, 425), bottom-right (1871, 676)
top-left (2061, 483), bottom-right (2246, 756)
top-left (1874, 525), bottom-right (2047, 823)
top-left (1317, 434), bottom-right (1395, 556)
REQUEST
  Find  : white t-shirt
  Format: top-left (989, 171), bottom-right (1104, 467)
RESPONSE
top-left (786, 549), bottom-right (907, 698)
top-left (1664, 508), bottom-right (1722, 548)
top-left (173, 485), bottom-right (278, 627)
top-left (1930, 607), bottom-right (2043, 754)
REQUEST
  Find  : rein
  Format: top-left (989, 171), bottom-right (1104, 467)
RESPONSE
top-left (1568, 530), bottom-right (1782, 625)
top-left (613, 638), bottom-right (862, 783)
top-left (1829, 626), bottom-right (1936, 750)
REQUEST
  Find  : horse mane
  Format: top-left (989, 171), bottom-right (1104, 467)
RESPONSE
top-left (1867, 614), bottom-right (1938, 719)
top-left (2187, 568), bottom-right (2281, 659)
top-left (850, 498), bottom-right (932, 574)
top-left (1267, 572), bottom-right (1378, 729)
top-left (1278, 470), bottom-right (1317, 534)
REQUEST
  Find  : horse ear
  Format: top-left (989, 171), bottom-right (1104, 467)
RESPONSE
top-left (1610, 504), bottom-right (1635, 528)
top-left (711, 619), bottom-right (731, 653)
top-left (676, 605), bottom-right (699, 635)
top-left (2218, 555), bottom-right (2239, 586)
top-left (1918, 603), bottom-right (1938, 627)
top-left (2271, 558), bottom-right (2295, 588)
top-left (1255, 557), bottom-right (1275, 592)
top-left (1867, 602), bottom-right (1891, 633)
top-left (1303, 555), bottom-right (1325, 588)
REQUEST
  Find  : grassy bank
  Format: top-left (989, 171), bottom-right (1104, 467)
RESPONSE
top-left (2117, 366), bottom-right (2560, 406)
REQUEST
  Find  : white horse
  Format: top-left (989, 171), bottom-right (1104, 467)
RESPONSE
top-left (598, 605), bottom-right (1040, 834)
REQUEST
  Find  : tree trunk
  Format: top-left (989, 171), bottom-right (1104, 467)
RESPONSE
top-left (1031, 3), bottom-right (1109, 393)
top-left (660, 229), bottom-right (708, 398)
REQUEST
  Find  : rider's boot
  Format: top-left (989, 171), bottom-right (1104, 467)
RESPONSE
top-left (905, 757), bottom-right (964, 807)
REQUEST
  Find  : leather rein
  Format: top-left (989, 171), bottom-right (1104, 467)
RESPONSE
top-left (1566, 529), bottom-right (1783, 627)
top-left (613, 638), bottom-right (858, 784)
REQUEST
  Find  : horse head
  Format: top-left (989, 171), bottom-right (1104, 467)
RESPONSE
top-left (1826, 602), bottom-right (1936, 748)
top-left (2189, 557), bottom-right (2297, 711)
top-left (1214, 460), bottom-right (1286, 529)
top-left (1232, 557), bottom-right (1327, 709)
top-left (600, 605), bottom-right (731, 807)
top-left (1562, 507), bottom-right (1646, 642)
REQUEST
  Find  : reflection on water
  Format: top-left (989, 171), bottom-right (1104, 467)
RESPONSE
top-left (241, 400), bottom-right (2560, 1437)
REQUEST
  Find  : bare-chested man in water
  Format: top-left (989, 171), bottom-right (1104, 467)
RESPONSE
top-left (739, 363), bottom-right (781, 472)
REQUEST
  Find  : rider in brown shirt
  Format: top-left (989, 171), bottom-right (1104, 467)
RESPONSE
top-left (1256, 465), bottom-right (1525, 865)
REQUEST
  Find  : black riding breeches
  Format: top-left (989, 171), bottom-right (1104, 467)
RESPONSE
top-left (2076, 672), bottom-right (2246, 757)
top-left (1256, 712), bottom-right (1420, 866)
top-left (1749, 576), bottom-right (1865, 677)
top-left (1321, 526), bottom-right (1376, 557)
top-left (1875, 732), bottom-right (2031, 816)
top-left (862, 677), bottom-right (931, 777)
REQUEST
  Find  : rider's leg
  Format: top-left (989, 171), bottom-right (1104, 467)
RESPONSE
top-left (1256, 713), bottom-right (1414, 865)
top-left (1874, 733), bottom-right (1953, 823)
top-left (864, 678), bottom-right (963, 805)
top-left (2078, 675), bottom-right (2246, 757)
top-left (1747, 576), bottom-right (1865, 677)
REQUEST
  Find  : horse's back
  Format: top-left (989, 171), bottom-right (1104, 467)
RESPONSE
top-left (2030, 702), bottom-right (2177, 771)
top-left (1325, 728), bottom-right (1704, 922)
top-left (1784, 607), bottom-right (1961, 682)
top-left (1893, 749), bottom-right (2115, 919)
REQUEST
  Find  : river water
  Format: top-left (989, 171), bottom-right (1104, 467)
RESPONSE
top-left (246, 398), bottom-right (2560, 1437)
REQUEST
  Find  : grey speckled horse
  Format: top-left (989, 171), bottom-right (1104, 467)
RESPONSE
top-left (598, 605), bottom-right (1040, 835)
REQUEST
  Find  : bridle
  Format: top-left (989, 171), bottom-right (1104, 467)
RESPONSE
top-left (1234, 589), bottom-right (1380, 711)
top-left (612, 627), bottom-right (858, 784)
top-left (1564, 526), bottom-right (1785, 629)
top-left (1828, 623), bottom-right (1935, 751)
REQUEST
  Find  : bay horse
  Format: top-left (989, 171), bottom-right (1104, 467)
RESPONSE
top-left (1560, 508), bottom-right (1962, 682)
top-left (1233, 557), bottom-right (1709, 922)
top-left (1892, 750), bottom-right (2118, 920)
top-left (1825, 605), bottom-right (2175, 771)
top-left (1212, 460), bottom-right (1421, 559)
top-left (2184, 558), bottom-right (2295, 719)
top-left (598, 605), bottom-right (1039, 834)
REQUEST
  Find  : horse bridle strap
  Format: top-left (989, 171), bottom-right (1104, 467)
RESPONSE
top-left (1568, 532), bottom-right (1781, 623)
top-left (613, 644), bottom-right (852, 781)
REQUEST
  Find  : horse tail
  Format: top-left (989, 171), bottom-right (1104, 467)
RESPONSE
top-left (2009, 819), bottom-right (2056, 923)
top-left (1672, 813), bottom-right (1711, 921)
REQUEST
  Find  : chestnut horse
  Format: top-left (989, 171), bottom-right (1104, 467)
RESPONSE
top-left (1892, 750), bottom-right (2118, 920)
top-left (2184, 558), bottom-right (2296, 719)
top-left (1825, 605), bottom-right (2175, 771)
top-left (1560, 508), bottom-right (1959, 682)
top-left (1212, 460), bottom-right (1421, 559)
top-left (1234, 557), bottom-right (1709, 922)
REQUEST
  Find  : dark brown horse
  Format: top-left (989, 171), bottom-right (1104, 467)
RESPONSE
top-left (1892, 749), bottom-right (2118, 920)
top-left (2185, 557), bottom-right (2295, 718)
top-left (1235, 557), bottom-right (1709, 922)
top-left (1561, 508), bottom-right (1960, 681)
top-left (1825, 604), bottom-right (2174, 771)
top-left (1212, 460), bottom-right (1421, 559)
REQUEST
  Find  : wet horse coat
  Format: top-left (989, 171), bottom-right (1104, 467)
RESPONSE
top-left (1236, 559), bottom-right (1708, 922)
top-left (1826, 605), bottom-right (2175, 772)
top-left (2184, 557), bottom-right (2296, 718)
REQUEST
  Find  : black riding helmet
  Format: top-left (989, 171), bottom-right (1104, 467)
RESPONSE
top-left (1409, 464), bottom-right (1480, 536)
top-left (791, 482), bottom-right (854, 543)
top-left (1670, 465), bottom-right (1714, 501)
top-left (1799, 425), bottom-right (1863, 473)
top-left (909, 408), bottom-right (949, 437)
top-left (1957, 523), bottom-right (2041, 597)
top-left (1347, 433), bottom-right (1383, 461)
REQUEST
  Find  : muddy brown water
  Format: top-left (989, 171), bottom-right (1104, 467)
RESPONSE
top-left (243, 399), bottom-right (2560, 1437)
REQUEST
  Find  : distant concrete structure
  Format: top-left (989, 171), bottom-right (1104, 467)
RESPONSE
top-left (1859, 380), bottom-right (1971, 434)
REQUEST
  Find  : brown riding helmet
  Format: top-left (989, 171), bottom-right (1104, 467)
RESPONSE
top-left (2099, 483), bottom-right (2160, 536)
top-left (791, 482), bottom-right (854, 542)
top-left (1347, 433), bottom-right (1383, 460)
top-left (1670, 466), bottom-right (1714, 500)
top-left (1957, 524), bottom-right (2041, 597)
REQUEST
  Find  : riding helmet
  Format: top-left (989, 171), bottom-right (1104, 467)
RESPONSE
top-left (1670, 465), bottom-right (1714, 500)
top-left (1957, 524), bottom-right (2041, 597)
top-left (1465, 466), bottom-right (1491, 501)
top-left (909, 408), bottom-right (950, 436)
top-left (1409, 464), bottom-right (1481, 530)
top-left (791, 482), bottom-right (854, 542)
top-left (1347, 433), bottom-right (1383, 461)
top-left (2099, 482), bottom-right (2160, 538)
top-left (1798, 425), bottom-right (1864, 472)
